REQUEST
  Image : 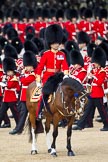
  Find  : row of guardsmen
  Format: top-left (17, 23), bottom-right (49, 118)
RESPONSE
top-left (0, 7), bottom-right (108, 42)
top-left (0, 23), bottom-right (108, 135)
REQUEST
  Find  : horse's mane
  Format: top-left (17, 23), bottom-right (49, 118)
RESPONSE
top-left (62, 77), bottom-right (85, 93)
top-left (42, 72), bottom-right (64, 95)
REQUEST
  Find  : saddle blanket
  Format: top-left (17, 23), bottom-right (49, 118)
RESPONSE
top-left (30, 86), bottom-right (42, 102)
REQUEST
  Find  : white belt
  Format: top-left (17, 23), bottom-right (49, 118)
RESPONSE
top-left (22, 86), bottom-right (28, 88)
top-left (5, 88), bottom-right (16, 91)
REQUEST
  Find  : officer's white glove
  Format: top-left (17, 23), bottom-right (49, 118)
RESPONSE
top-left (0, 82), bottom-right (7, 87)
top-left (63, 75), bottom-right (69, 80)
top-left (36, 82), bottom-right (41, 88)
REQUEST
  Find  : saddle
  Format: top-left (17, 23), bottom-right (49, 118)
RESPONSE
top-left (30, 86), bottom-right (42, 102)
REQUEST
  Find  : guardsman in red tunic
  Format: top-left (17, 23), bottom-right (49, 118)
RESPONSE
top-left (56, 9), bottom-right (65, 29)
top-left (79, 9), bottom-right (94, 41)
top-left (9, 51), bottom-right (37, 135)
top-left (36, 24), bottom-right (69, 118)
top-left (0, 57), bottom-right (20, 129)
top-left (77, 31), bottom-right (90, 70)
top-left (66, 9), bottom-right (79, 41)
top-left (98, 9), bottom-right (108, 39)
top-left (35, 7), bottom-right (44, 37)
top-left (36, 24), bottom-right (69, 85)
top-left (48, 8), bottom-right (57, 25)
top-left (69, 50), bottom-right (87, 84)
top-left (99, 42), bottom-right (108, 111)
top-left (72, 47), bottom-right (108, 131)
top-left (0, 59), bottom-right (11, 128)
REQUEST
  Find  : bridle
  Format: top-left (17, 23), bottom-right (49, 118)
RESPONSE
top-left (56, 83), bottom-right (87, 118)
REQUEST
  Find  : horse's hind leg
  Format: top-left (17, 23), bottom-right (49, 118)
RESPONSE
top-left (44, 116), bottom-right (52, 153)
top-left (31, 127), bottom-right (38, 155)
top-left (29, 114), bottom-right (38, 155)
top-left (67, 118), bottom-right (75, 156)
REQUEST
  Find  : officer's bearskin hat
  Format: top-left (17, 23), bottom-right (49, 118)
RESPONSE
top-left (68, 9), bottom-right (79, 20)
top-left (45, 24), bottom-right (63, 47)
top-left (4, 44), bottom-right (18, 59)
top-left (99, 42), bottom-right (108, 61)
top-left (56, 9), bottom-right (64, 20)
top-left (24, 40), bottom-right (38, 55)
top-left (42, 8), bottom-right (50, 20)
top-left (32, 37), bottom-right (44, 52)
top-left (65, 40), bottom-right (79, 53)
top-left (79, 7), bottom-right (86, 19)
top-left (11, 9), bottom-right (20, 20)
top-left (3, 57), bottom-right (17, 73)
top-left (6, 27), bottom-right (18, 40)
top-left (70, 50), bottom-right (84, 67)
top-left (50, 8), bottom-right (57, 19)
top-left (77, 31), bottom-right (90, 44)
top-left (0, 10), bottom-right (4, 19)
top-left (87, 43), bottom-right (97, 58)
top-left (27, 8), bottom-right (35, 19)
top-left (23, 51), bottom-right (37, 69)
top-left (0, 36), bottom-right (9, 49)
top-left (11, 37), bottom-right (23, 54)
top-left (35, 7), bottom-right (42, 19)
top-left (84, 8), bottom-right (93, 18)
top-left (99, 8), bottom-right (107, 19)
top-left (94, 7), bottom-right (100, 19)
top-left (92, 47), bottom-right (106, 67)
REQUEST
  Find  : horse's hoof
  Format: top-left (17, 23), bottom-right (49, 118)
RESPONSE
top-left (67, 151), bottom-right (75, 156)
top-left (51, 152), bottom-right (57, 157)
top-left (48, 148), bottom-right (52, 153)
top-left (31, 150), bottom-right (38, 155)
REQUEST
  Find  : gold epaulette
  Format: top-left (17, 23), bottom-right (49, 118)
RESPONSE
top-left (10, 76), bottom-right (18, 81)
top-left (99, 68), bottom-right (105, 74)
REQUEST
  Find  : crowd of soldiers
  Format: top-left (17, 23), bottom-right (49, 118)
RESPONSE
top-left (0, 5), bottom-right (108, 134)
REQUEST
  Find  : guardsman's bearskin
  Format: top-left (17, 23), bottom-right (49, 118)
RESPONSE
top-left (4, 44), bottom-right (18, 59)
top-left (45, 24), bottom-right (63, 47)
top-left (3, 57), bottom-right (17, 73)
top-left (92, 47), bottom-right (106, 67)
top-left (70, 50), bottom-right (84, 67)
top-left (23, 51), bottom-right (37, 69)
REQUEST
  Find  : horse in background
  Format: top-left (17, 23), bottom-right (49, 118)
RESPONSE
top-left (26, 72), bottom-right (88, 157)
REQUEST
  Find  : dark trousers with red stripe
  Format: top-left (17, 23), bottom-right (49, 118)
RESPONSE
top-left (77, 98), bottom-right (108, 128)
top-left (15, 101), bottom-right (28, 132)
top-left (0, 102), bottom-right (19, 126)
top-left (0, 96), bottom-right (10, 125)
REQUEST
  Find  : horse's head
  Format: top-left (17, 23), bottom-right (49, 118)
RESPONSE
top-left (54, 77), bottom-right (88, 118)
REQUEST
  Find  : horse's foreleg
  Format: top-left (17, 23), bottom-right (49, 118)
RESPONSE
top-left (50, 114), bottom-right (60, 157)
top-left (67, 118), bottom-right (75, 156)
top-left (31, 127), bottom-right (38, 155)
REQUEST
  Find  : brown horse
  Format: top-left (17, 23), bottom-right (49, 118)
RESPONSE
top-left (26, 74), bottom-right (87, 157)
